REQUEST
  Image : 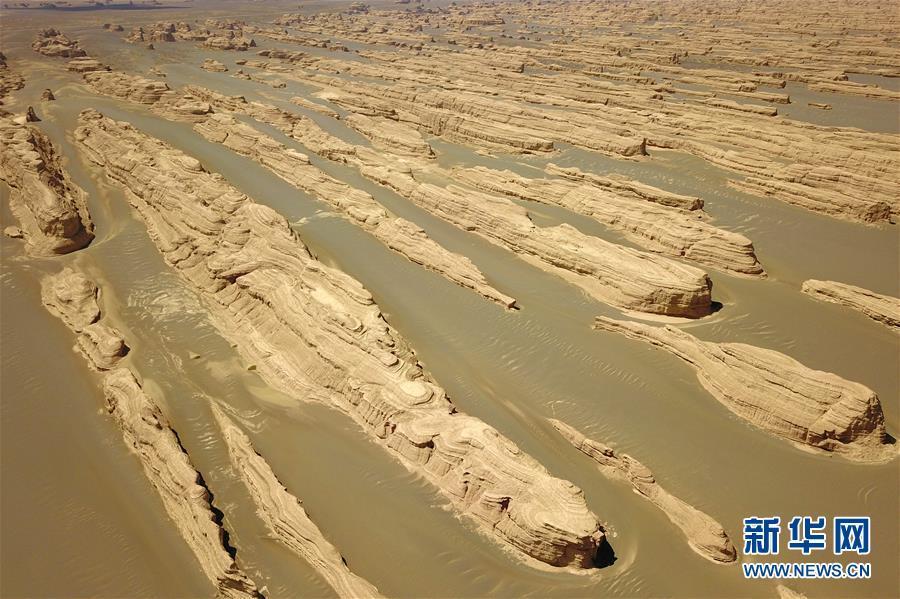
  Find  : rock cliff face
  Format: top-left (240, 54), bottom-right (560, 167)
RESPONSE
top-left (212, 405), bottom-right (383, 597)
top-left (454, 165), bottom-right (764, 277)
top-left (550, 418), bottom-right (736, 564)
top-left (0, 118), bottom-right (94, 255)
top-left (593, 317), bottom-right (894, 463)
top-left (103, 369), bottom-right (261, 599)
top-left (75, 109), bottom-right (606, 569)
top-left (801, 280), bottom-right (900, 329)
top-left (40, 268), bottom-right (258, 596)
top-left (191, 113), bottom-right (515, 307)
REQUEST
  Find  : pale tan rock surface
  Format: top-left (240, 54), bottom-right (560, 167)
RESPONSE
top-left (40, 267), bottom-right (101, 331)
top-left (40, 266), bottom-right (257, 596)
top-left (72, 69), bottom-right (515, 307)
top-left (103, 369), bottom-right (261, 598)
top-left (454, 165), bottom-right (764, 277)
top-left (0, 119), bottom-right (94, 255)
top-left (801, 280), bottom-right (900, 329)
top-left (191, 113), bottom-right (515, 307)
top-left (174, 87), bottom-right (713, 318)
top-left (77, 322), bottom-right (129, 371)
top-left (32, 28), bottom-right (86, 58)
top-left (550, 418), bottom-right (736, 564)
top-left (211, 404), bottom-right (383, 598)
top-left (201, 59), bottom-right (229, 73)
top-left (343, 113), bottom-right (435, 158)
top-left (593, 317), bottom-right (894, 463)
top-left (75, 109), bottom-right (606, 569)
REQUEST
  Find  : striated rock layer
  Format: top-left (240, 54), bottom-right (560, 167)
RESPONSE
top-left (593, 317), bottom-right (895, 463)
top-left (801, 280), bottom-right (900, 330)
top-left (77, 71), bottom-right (514, 307)
top-left (0, 118), bottom-right (94, 255)
top-left (75, 109), bottom-right (606, 569)
top-left (454, 165), bottom-right (764, 277)
top-left (103, 369), bottom-right (261, 598)
top-left (39, 267), bottom-right (258, 596)
top-left (176, 87), bottom-right (713, 318)
top-left (212, 405), bottom-right (383, 597)
top-left (550, 418), bottom-right (736, 564)
top-left (191, 112), bottom-right (514, 307)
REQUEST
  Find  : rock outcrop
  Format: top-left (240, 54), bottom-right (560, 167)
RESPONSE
top-left (32, 28), bottom-right (87, 58)
top-left (191, 113), bottom-right (514, 307)
top-left (801, 280), bottom-right (900, 329)
top-left (103, 369), bottom-right (260, 598)
top-left (201, 59), bottom-right (229, 72)
top-left (212, 405), bottom-right (383, 597)
top-left (0, 117), bottom-right (94, 255)
top-left (550, 418), bottom-right (737, 564)
top-left (41, 269), bottom-right (128, 371)
top-left (40, 267), bottom-right (101, 331)
top-left (40, 266), bottom-right (257, 596)
top-left (454, 165), bottom-right (764, 277)
top-left (593, 317), bottom-right (895, 463)
top-left (175, 87), bottom-right (712, 317)
top-left (75, 109), bottom-right (606, 569)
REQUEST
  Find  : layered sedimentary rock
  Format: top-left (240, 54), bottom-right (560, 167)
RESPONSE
top-left (40, 267), bottom-right (101, 331)
top-left (191, 113), bottom-right (514, 307)
top-left (103, 369), bottom-right (260, 598)
top-left (71, 69), bottom-right (513, 307)
top-left (212, 405), bottom-right (383, 597)
top-left (32, 28), bottom-right (86, 57)
top-left (248, 3), bottom-right (900, 224)
top-left (343, 113), bottom-right (435, 158)
top-left (0, 117), bottom-right (94, 255)
top-left (83, 71), bottom-right (175, 105)
top-left (201, 59), bottom-right (229, 72)
top-left (453, 165), bottom-right (764, 277)
top-left (802, 280), bottom-right (900, 329)
top-left (0, 52), bottom-right (24, 105)
top-left (40, 266), bottom-right (257, 595)
top-left (75, 109), bottom-right (606, 569)
top-left (41, 269), bottom-right (128, 371)
top-left (550, 418), bottom-right (736, 564)
top-left (175, 87), bottom-right (712, 317)
top-left (593, 317), bottom-right (894, 462)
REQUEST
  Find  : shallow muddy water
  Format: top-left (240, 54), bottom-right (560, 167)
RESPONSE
top-left (2, 6), bottom-right (899, 598)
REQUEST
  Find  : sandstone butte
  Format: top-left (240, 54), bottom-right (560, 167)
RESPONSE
top-left (801, 280), bottom-right (900, 330)
top-left (78, 70), bottom-right (516, 308)
top-left (74, 109), bottom-right (607, 570)
top-left (594, 317), bottom-right (895, 463)
top-left (549, 418), bottom-right (737, 565)
top-left (40, 267), bottom-right (259, 597)
top-left (170, 85), bottom-right (715, 318)
top-left (0, 117), bottom-right (94, 255)
top-left (211, 404), bottom-right (383, 598)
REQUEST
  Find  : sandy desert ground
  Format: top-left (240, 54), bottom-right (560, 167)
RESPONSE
top-left (1, 0), bottom-right (898, 597)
